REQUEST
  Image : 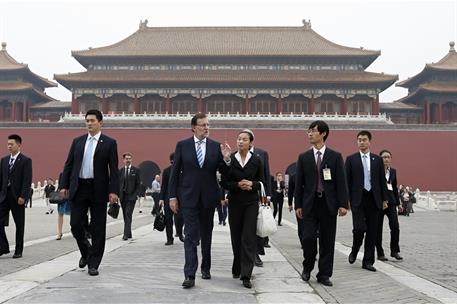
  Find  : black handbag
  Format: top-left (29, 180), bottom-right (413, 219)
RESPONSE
top-left (107, 203), bottom-right (120, 219)
top-left (153, 208), bottom-right (166, 231)
top-left (49, 191), bottom-right (67, 204)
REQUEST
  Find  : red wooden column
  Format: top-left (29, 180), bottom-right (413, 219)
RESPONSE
top-left (243, 95), bottom-right (250, 114)
top-left (22, 101), bottom-right (28, 122)
top-left (371, 95), bottom-right (379, 115)
top-left (425, 101), bottom-right (431, 124)
top-left (0, 105), bottom-right (3, 121)
top-left (341, 94), bottom-right (348, 115)
top-left (101, 94), bottom-right (109, 113)
top-left (133, 94), bottom-right (140, 114)
top-left (11, 101), bottom-right (16, 121)
top-left (437, 102), bottom-right (443, 123)
top-left (197, 94), bottom-right (203, 113)
top-left (308, 94), bottom-right (315, 114)
top-left (71, 93), bottom-right (79, 114)
top-left (276, 94), bottom-right (283, 114)
top-left (165, 94), bottom-right (171, 113)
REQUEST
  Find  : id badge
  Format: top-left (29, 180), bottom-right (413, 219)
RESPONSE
top-left (323, 168), bottom-right (332, 180)
top-left (387, 183), bottom-right (393, 191)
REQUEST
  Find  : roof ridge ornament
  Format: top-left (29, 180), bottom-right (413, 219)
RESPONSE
top-left (450, 41), bottom-right (455, 52)
top-left (302, 19), bottom-right (312, 30)
top-left (139, 19), bottom-right (148, 30)
top-left (1, 42), bottom-right (6, 51)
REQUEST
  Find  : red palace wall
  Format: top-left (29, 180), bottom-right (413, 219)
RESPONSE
top-left (0, 128), bottom-right (456, 191)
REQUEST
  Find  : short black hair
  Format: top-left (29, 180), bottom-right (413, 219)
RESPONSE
top-left (379, 149), bottom-right (392, 157)
top-left (357, 130), bottom-right (372, 140)
top-left (308, 120), bottom-right (329, 141)
top-left (238, 130), bottom-right (254, 142)
top-left (8, 134), bottom-right (22, 144)
top-left (191, 112), bottom-right (207, 126)
top-left (122, 152), bottom-right (132, 159)
top-left (169, 152), bottom-right (175, 161)
top-left (85, 109), bottom-right (103, 121)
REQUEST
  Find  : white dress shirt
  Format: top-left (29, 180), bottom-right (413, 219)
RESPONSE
top-left (9, 152), bottom-right (21, 167)
top-left (234, 151), bottom-right (252, 168)
top-left (312, 145), bottom-right (326, 164)
top-left (194, 135), bottom-right (207, 163)
top-left (359, 151), bottom-right (371, 172)
top-left (79, 132), bottom-right (101, 178)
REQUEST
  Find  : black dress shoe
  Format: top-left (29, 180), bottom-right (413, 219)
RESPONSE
top-left (232, 273), bottom-right (240, 279)
top-left (88, 268), bottom-right (99, 276)
top-left (254, 255), bottom-right (263, 267)
top-left (391, 252), bottom-right (403, 260)
top-left (201, 271), bottom-right (211, 279)
top-left (242, 279), bottom-right (252, 289)
top-left (0, 249), bottom-right (10, 256)
top-left (377, 255), bottom-right (388, 261)
top-left (348, 251), bottom-right (357, 264)
top-left (79, 257), bottom-right (88, 268)
top-left (12, 253), bottom-right (22, 259)
top-left (317, 277), bottom-right (333, 287)
top-left (182, 277), bottom-right (195, 288)
top-left (362, 264), bottom-right (377, 272)
top-left (165, 240), bottom-right (174, 246)
top-left (264, 243), bottom-right (271, 248)
top-left (179, 235), bottom-right (185, 242)
top-left (301, 270), bottom-right (310, 281)
top-left (122, 236), bottom-right (128, 241)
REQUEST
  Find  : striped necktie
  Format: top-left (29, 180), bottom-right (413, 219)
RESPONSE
top-left (9, 157), bottom-right (15, 173)
top-left (196, 140), bottom-right (204, 168)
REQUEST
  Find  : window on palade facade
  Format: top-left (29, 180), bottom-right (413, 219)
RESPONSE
top-left (172, 98), bottom-right (197, 113)
top-left (348, 100), bottom-right (369, 114)
top-left (206, 99), bottom-right (242, 113)
top-left (283, 99), bottom-right (307, 113)
top-left (141, 100), bottom-right (163, 113)
top-left (315, 100), bottom-right (341, 114)
top-left (249, 99), bottom-right (276, 113)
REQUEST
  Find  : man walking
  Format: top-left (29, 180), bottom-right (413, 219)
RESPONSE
top-left (169, 113), bottom-right (231, 289)
top-left (294, 121), bottom-right (348, 286)
top-left (60, 109), bottom-right (119, 276)
top-left (151, 175), bottom-right (161, 215)
top-left (119, 152), bottom-right (141, 241)
top-left (345, 130), bottom-right (388, 272)
top-left (0, 134), bottom-right (32, 259)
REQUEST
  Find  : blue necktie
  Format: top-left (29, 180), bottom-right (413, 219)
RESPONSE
top-left (8, 157), bottom-right (15, 173)
top-left (82, 137), bottom-right (95, 178)
top-left (362, 155), bottom-right (371, 191)
top-left (196, 140), bottom-right (204, 168)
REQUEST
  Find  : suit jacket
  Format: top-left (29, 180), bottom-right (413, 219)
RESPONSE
top-left (0, 153), bottom-right (33, 204)
top-left (345, 152), bottom-right (388, 210)
top-left (60, 133), bottom-right (119, 203)
top-left (169, 137), bottom-right (227, 209)
top-left (386, 167), bottom-right (400, 206)
top-left (119, 165), bottom-right (140, 202)
top-left (272, 180), bottom-right (285, 202)
top-left (287, 174), bottom-right (295, 207)
top-left (252, 147), bottom-right (272, 197)
top-left (159, 164), bottom-right (172, 204)
top-left (294, 147), bottom-right (348, 216)
top-left (220, 153), bottom-right (265, 204)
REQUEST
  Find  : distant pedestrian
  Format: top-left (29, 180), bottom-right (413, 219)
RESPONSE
top-left (151, 175), bottom-right (161, 215)
top-left (43, 178), bottom-right (55, 214)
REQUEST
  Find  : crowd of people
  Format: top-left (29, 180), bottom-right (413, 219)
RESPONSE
top-left (0, 110), bottom-right (410, 290)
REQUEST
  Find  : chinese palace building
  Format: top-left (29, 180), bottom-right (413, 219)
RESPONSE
top-left (390, 41), bottom-right (457, 124)
top-left (55, 20), bottom-right (398, 117)
top-left (0, 42), bottom-right (57, 121)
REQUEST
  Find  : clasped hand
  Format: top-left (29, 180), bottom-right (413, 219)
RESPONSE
top-left (238, 179), bottom-right (253, 190)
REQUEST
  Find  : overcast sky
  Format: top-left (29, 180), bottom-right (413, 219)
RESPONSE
top-left (0, 0), bottom-right (456, 102)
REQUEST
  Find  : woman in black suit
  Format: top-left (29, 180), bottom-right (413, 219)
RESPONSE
top-left (221, 130), bottom-right (265, 289)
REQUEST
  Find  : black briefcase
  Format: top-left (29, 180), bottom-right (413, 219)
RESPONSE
top-left (107, 203), bottom-right (120, 219)
top-left (153, 208), bottom-right (166, 231)
top-left (49, 191), bottom-right (67, 204)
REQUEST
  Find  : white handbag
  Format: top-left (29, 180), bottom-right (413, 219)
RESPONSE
top-left (256, 182), bottom-right (277, 237)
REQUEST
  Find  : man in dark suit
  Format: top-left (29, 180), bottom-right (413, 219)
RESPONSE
top-left (169, 113), bottom-right (231, 289)
top-left (294, 121), bottom-right (348, 287)
top-left (376, 150), bottom-right (403, 261)
top-left (246, 132), bottom-right (272, 266)
top-left (119, 152), bottom-right (141, 241)
top-left (345, 130), bottom-right (388, 272)
top-left (0, 134), bottom-right (32, 259)
top-left (272, 172), bottom-right (286, 226)
top-left (60, 109), bottom-right (119, 276)
top-left (159, 152), bottom-right (184, 245)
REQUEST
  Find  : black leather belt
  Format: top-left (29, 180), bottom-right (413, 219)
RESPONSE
top-left (79, 178), bottom-right (94, 185)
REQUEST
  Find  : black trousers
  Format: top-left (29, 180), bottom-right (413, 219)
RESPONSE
top-left (152, 193), bottom-right (160, 214)
top-left (272, 197), bottom-right (284, 224)
top-left (351, 190), bottom-right (380, 266)
top-left (376, 203), bottom-right (400, 256)
top-left (216, 203), bottom-right (228, 224)
top-left (301, 194), bottom-right (337, 279)
top-left (174, 211), bottom-right (184, 237)
top-left (70, 180), bottom-right (107, 269)
top-left (120, 196), bottom-right (136, 238)
top-left (0, 189), bottom-right (25, 254)
top-left (228, 201), bottom-right (258, 279)
top-left (182, 206), bottom-right (215, 277)
top-left (164, 203), bottom-right (174, 241)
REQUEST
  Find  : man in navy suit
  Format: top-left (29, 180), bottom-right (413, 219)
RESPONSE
top-left (345, 130), bottom-right (388, 272)
top-left (0, 134), bottom-right (32, 259)
top-left (169, 113), bottom-right (231, 289)
top-left (60, 109), bottom-right (119, 276)
top-left (294, 121), bottom-right (348, 286)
